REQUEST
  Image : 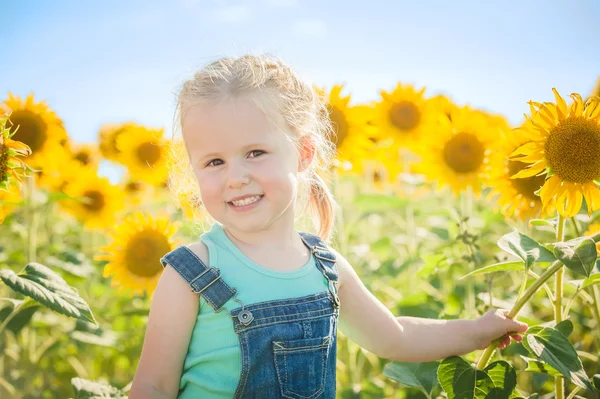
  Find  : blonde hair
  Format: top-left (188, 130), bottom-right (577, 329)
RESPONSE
top-left (167, 54), bottom-right (338, 242)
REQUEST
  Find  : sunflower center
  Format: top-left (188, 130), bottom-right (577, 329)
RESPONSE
top-left (545, 116), bottom-right (600, 183)
top-left (125, 181), bottom-right (142, 193)
top-left (442, 132), bottom-right (485, 174)
top-left (8, 110), bottom-right (48, 152)
top-left (137, 142), bottom-right (161, 166)
top-left (82, 190), bottom-right (105, 211)
top-left (508, 159), bottom-right (546, 201)
top-left (389, 101), bottom-right (420, 132)
top-left (125, 230), bottom-right (171, 277)
top-left (74, 151), bottom-right (92, 165)
top-left (329, 106), bottom-right (349, 148)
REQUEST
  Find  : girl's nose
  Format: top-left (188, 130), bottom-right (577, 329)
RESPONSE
top-left (227, 163), bottom-right (250, 188)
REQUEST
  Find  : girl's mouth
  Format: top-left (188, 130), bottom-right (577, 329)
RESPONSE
top-left (228, 194), bottom-right (264, 211)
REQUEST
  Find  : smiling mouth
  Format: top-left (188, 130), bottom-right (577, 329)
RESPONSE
top-left (228, 195), bottom-right (264, 207)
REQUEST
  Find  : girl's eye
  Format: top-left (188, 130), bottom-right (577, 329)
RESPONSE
top-left (248, 150), bottom-right (265, 158)
top-left (206, 159), bottom-right (223, 167)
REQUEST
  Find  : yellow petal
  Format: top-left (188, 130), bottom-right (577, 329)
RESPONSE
top-left (552, 88), bottom-right (567, 120)
top-left (511, 161), bottom-right (547, 179)
top-left (510, 141), bottom-right (542, 157)
top-left (540, 175), bottom-right (561, 205)
top-left (564, 185), bottom-right (583, 217)
top-left (582, 182), bottom-right (600, 216)
top-left (584, 99), bottom-right (600, 120)
top-left (511, 151), bottom-right (545, 163)
top-left (569, 93), bottom-right (584, 116)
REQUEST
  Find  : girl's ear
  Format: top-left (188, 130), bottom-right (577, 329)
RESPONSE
top-left (297, 136), bottom-right (316, 172)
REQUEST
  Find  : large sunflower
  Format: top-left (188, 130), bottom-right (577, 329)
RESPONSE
top-left (484, 122), bottom-right (551, 220)
top-left (60, 168), bottom-right (125, 229)
top-left (372, 83), bottom-right (436, 150)
top-left (0, 93), bottom-right (68, 167)
top-left (414, 106), bottom-right (500, 196)
top-left (510, 89), bottom-right (600, 217)
top-left (95, 211), bottom-right (182, 297)
top-left (116, 124), bottom-right (170, 186)
top-left (1, 116), bottom-right (32, 190)
top-left (317, 85), bottom-right (374, 170)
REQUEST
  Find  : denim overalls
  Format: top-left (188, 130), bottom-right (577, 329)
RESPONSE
top-left (160, 231), bottom-right (341, 399)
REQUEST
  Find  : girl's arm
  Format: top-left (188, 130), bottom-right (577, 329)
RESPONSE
top-left (334, 250), bottom-right (527, 363)
top-left (129, 243), bottom-right (206, 399)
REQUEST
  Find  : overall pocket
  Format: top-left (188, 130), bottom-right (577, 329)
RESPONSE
top-left (272, 335), bottom-right (331, 399)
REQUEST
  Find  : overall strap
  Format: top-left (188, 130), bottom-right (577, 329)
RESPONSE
top-left (299, 232), bottom-right (340, 308)
top-left (160, 246), bottom-right (237, 312)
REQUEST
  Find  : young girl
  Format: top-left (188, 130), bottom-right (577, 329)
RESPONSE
top-left (129, 55), bottom-right (528, 399)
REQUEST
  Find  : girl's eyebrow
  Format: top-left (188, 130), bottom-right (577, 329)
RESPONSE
top-left (199, 143), bottom-right (268, 162)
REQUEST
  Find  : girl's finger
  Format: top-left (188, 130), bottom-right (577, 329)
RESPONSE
top-left (511, 334), bottom-right (522, 342)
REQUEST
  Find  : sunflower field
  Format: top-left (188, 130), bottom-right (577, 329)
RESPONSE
top-left (1, 81), bottom-right (600, 399)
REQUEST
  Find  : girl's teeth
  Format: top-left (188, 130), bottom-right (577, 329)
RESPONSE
top-left (232, 195), bottom-right (261, 206)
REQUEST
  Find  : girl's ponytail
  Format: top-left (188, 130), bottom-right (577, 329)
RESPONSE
top-left (307, 169), bottom-right (336, 242)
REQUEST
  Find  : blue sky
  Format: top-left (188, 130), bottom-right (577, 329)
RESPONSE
top-left (2, 0), bottom-right (599, 181)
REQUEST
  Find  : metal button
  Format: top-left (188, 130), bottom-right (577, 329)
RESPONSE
top-left (238, 309), bottom-right (254, 325)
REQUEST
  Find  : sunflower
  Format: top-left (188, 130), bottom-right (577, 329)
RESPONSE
top-left (69, 142), bottom-right (101, 168)
top-left (317, 85), bottom-right (374, 170)
top-left (0, 180), bottom-right (22, 223)
top-left (484, 122), bottom-right (552, 220)
top-left (98, 122), bottom-right (137, 162)
top-left (120, 177), bottom-right (153, 207)
top-left (116, 124), bottom-right (170, 186)
top-left (1, 116), bottom-right (33, 190)
top-left (510, 89), bottom-right (600, 217)
top-left (372, 83), bottom-right (436, 150)
top-left (60, 168), bottom-right (126, 230)
top-left (429, 94), bottom-right (458, 122)
top-left (95, 211), bottom-right (182, 297)
top-left (33, 142), bottom-right (82, 193)
top-left (414, 105), bottom-right (500, 196)
top-left (0, 93), bottom-right (68, 167)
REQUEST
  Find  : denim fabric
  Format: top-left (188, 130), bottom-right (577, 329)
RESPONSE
top-left (160, 230), bottom-right (340, 399)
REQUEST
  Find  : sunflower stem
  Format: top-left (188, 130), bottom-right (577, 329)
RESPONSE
top-left (554, 213), bottom-right (566, 399)
top-left (570, 216), bottom-right (581, 237)
top-left (460, 186), bottom-right (476, 319)
top-left (590, 284), bottom-right (600, 346)
top-left (24, 174), bottom-right (37, 263)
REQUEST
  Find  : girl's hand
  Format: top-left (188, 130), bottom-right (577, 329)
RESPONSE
top-left (474, 309), bottom-right (529, 350)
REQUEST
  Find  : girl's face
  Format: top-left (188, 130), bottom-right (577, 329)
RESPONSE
top-left (182, 96), bottom-right (302, 235)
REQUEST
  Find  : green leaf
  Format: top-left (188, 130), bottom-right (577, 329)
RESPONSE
top-left (553, 237), bottom-right (597, 277)
top-left (353, 194), bottom-right (408, 213)
top-left (521, 356), bottom-right (561, 377)
top-left (0, 300), bottom-right (40, 334)
top-left (0, 263), bottom-right (96, 325)
top-left (555, 319), bottom-right (573, 338)
top-left (522, 326), bottom-right (593, 392)
top-left (461, 261), bottom-right (524, 279)
top-left (383, 361), bottom-right (439, 395)
top-left (497, 230), bottom-right (556, 269)
top-left (529, 219), bottom-right (557, 228)
top-left (438, 357), bottom-right (516, 399)
top-left (593, 374), bottom-right (600, 390)
top-left (71, 377), bottom-right (127, 398)
top-left (581, 273), bottom-right (600, 289)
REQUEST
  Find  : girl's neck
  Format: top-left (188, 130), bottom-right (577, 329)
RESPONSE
top-left (222, 223), bottom-right (303, 252)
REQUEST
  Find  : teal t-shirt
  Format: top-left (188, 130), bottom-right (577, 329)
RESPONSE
top-left (178, 223), bottom-right (330, 398)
